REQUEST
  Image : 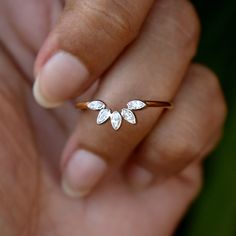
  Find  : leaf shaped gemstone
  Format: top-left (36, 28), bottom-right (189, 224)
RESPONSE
top-left (110, 111), bottom-right (122, 130)
top-left (127, 100), bottom-right (146, 110)
top-left (96, 109), bottom-right (111, 125)
top-left (87, 100), bottom-right (106, 110)
top-left (121, 108), bottom-right (136, 124)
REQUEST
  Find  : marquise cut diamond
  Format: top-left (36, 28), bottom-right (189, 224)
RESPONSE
top-left (87, 101), bottom-right (105, 110)
top-left (121, 108), bottom-right (136, 124)
top-left (110, 111), bottom-right (122, 130)
top-left (97, 109), bottom-right (111, 124)
top-left (127, 100), bottom-right (146, 110)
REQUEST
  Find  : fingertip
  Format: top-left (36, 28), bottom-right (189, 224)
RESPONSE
top-left (34, 50), bottom-right (90, 107)
top-left (34, 33), bottom-right (60, 77)
top-left (33, 78), bottom-right (63, 108)
top-left (126, 164), bottom-right (154, 189)
top-left (61, 149), bottom-right (107, 198)
top-left (61, 178), bottom-right (90, 198)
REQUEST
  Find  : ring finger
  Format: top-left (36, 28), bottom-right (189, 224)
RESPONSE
top-left (126, 64), bottom-right (227, 187)
top-left (61, 0), bottom-right (200, 197)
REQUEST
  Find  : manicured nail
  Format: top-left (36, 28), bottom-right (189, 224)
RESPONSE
top-left (33, 51), bottom-right (89, 108)
top-left (62, 150), bottom-right (107, 198)
top-left (127, 165), bottom-right (153, 189)
top-left (33, 78), bottom-right (63, 108)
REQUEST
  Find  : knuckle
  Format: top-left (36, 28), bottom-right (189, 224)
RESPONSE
top-left (158, 135), bottom-right (200, 167)
top-left (205, 74), bottom-right (227, 124)
top-left (80, 1), bottom-right (138, 42)
top-left (190, 64), bottom-right (228, 125)
top-left (178, 164), bottom-right (203, 198)
top-left (172, 0), bottom-right (200, 55)
top-left (153, 0), bottom-right (200, 56)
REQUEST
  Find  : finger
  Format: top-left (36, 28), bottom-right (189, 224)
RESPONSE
top-left (126, 64), bottom-right (227, 188)
top-left (200, 129), bottom-right (223, 158)
top-left (143, 162), bottom-right (202, 236)
top-left (61, 0), bottom-right (200, 197)
top-left (33, 0), bottom-right (155, 108)
top-left (0, 45), bottom-right (39, 236)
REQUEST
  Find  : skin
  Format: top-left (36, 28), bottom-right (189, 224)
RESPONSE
top-left (0, 0), bottom-right (226, 235)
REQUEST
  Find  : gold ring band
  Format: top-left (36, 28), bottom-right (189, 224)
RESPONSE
top-left (76, 100), bottom-right (173, 110)
top-left (75, 99), bottom-right (173, 130)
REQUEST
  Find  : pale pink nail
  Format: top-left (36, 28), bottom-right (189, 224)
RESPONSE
top-left (127, 165), bottom-right (153, 189)
top-left (33, 51), bottom-right (89, 108)
top-left (62, 150), bottom-right (107, 198)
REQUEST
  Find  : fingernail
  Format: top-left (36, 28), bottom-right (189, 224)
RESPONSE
top-left (127, 165), bottom-right (153, 189)
top-left (62, 150), bottom-right (107, 198)
top-left (33, 78), bottom-right (63, 108)
top-left (33, 51), bottom-right (89, 108)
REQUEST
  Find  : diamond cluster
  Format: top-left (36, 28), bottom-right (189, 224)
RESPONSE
top-left (87, 100), bottom-right (146, 130)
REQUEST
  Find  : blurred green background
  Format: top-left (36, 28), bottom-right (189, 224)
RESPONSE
top-left (177, 1), bottom-right (236, 235)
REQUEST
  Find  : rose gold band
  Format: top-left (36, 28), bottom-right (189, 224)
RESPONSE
top-left (76, 100), bottom-right (173, 110)
top-left (76, 102), bottom-right (90, 110)
top-left (144, 101), bottom-right (173, 109)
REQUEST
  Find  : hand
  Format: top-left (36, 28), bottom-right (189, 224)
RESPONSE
top-left (0, 0), bottom-right (226, 235)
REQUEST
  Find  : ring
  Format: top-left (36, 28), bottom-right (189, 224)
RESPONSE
top-left (76, 99), bottom-right (173, 131)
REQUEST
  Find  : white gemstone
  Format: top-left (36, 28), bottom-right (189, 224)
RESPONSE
top-left (87, 100), bottom-right (105, 110)
top-left (121, 108), bottom-right (136, 124)
top-left (127, 100), bottom-right (146, 110)
top-left (110, 111), bottom-right (122, 130)
top-left (96, 109), bottom-right (111, 124)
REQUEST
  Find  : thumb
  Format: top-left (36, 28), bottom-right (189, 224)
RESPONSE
top-left (33, 0), bottom-right (154, 108)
